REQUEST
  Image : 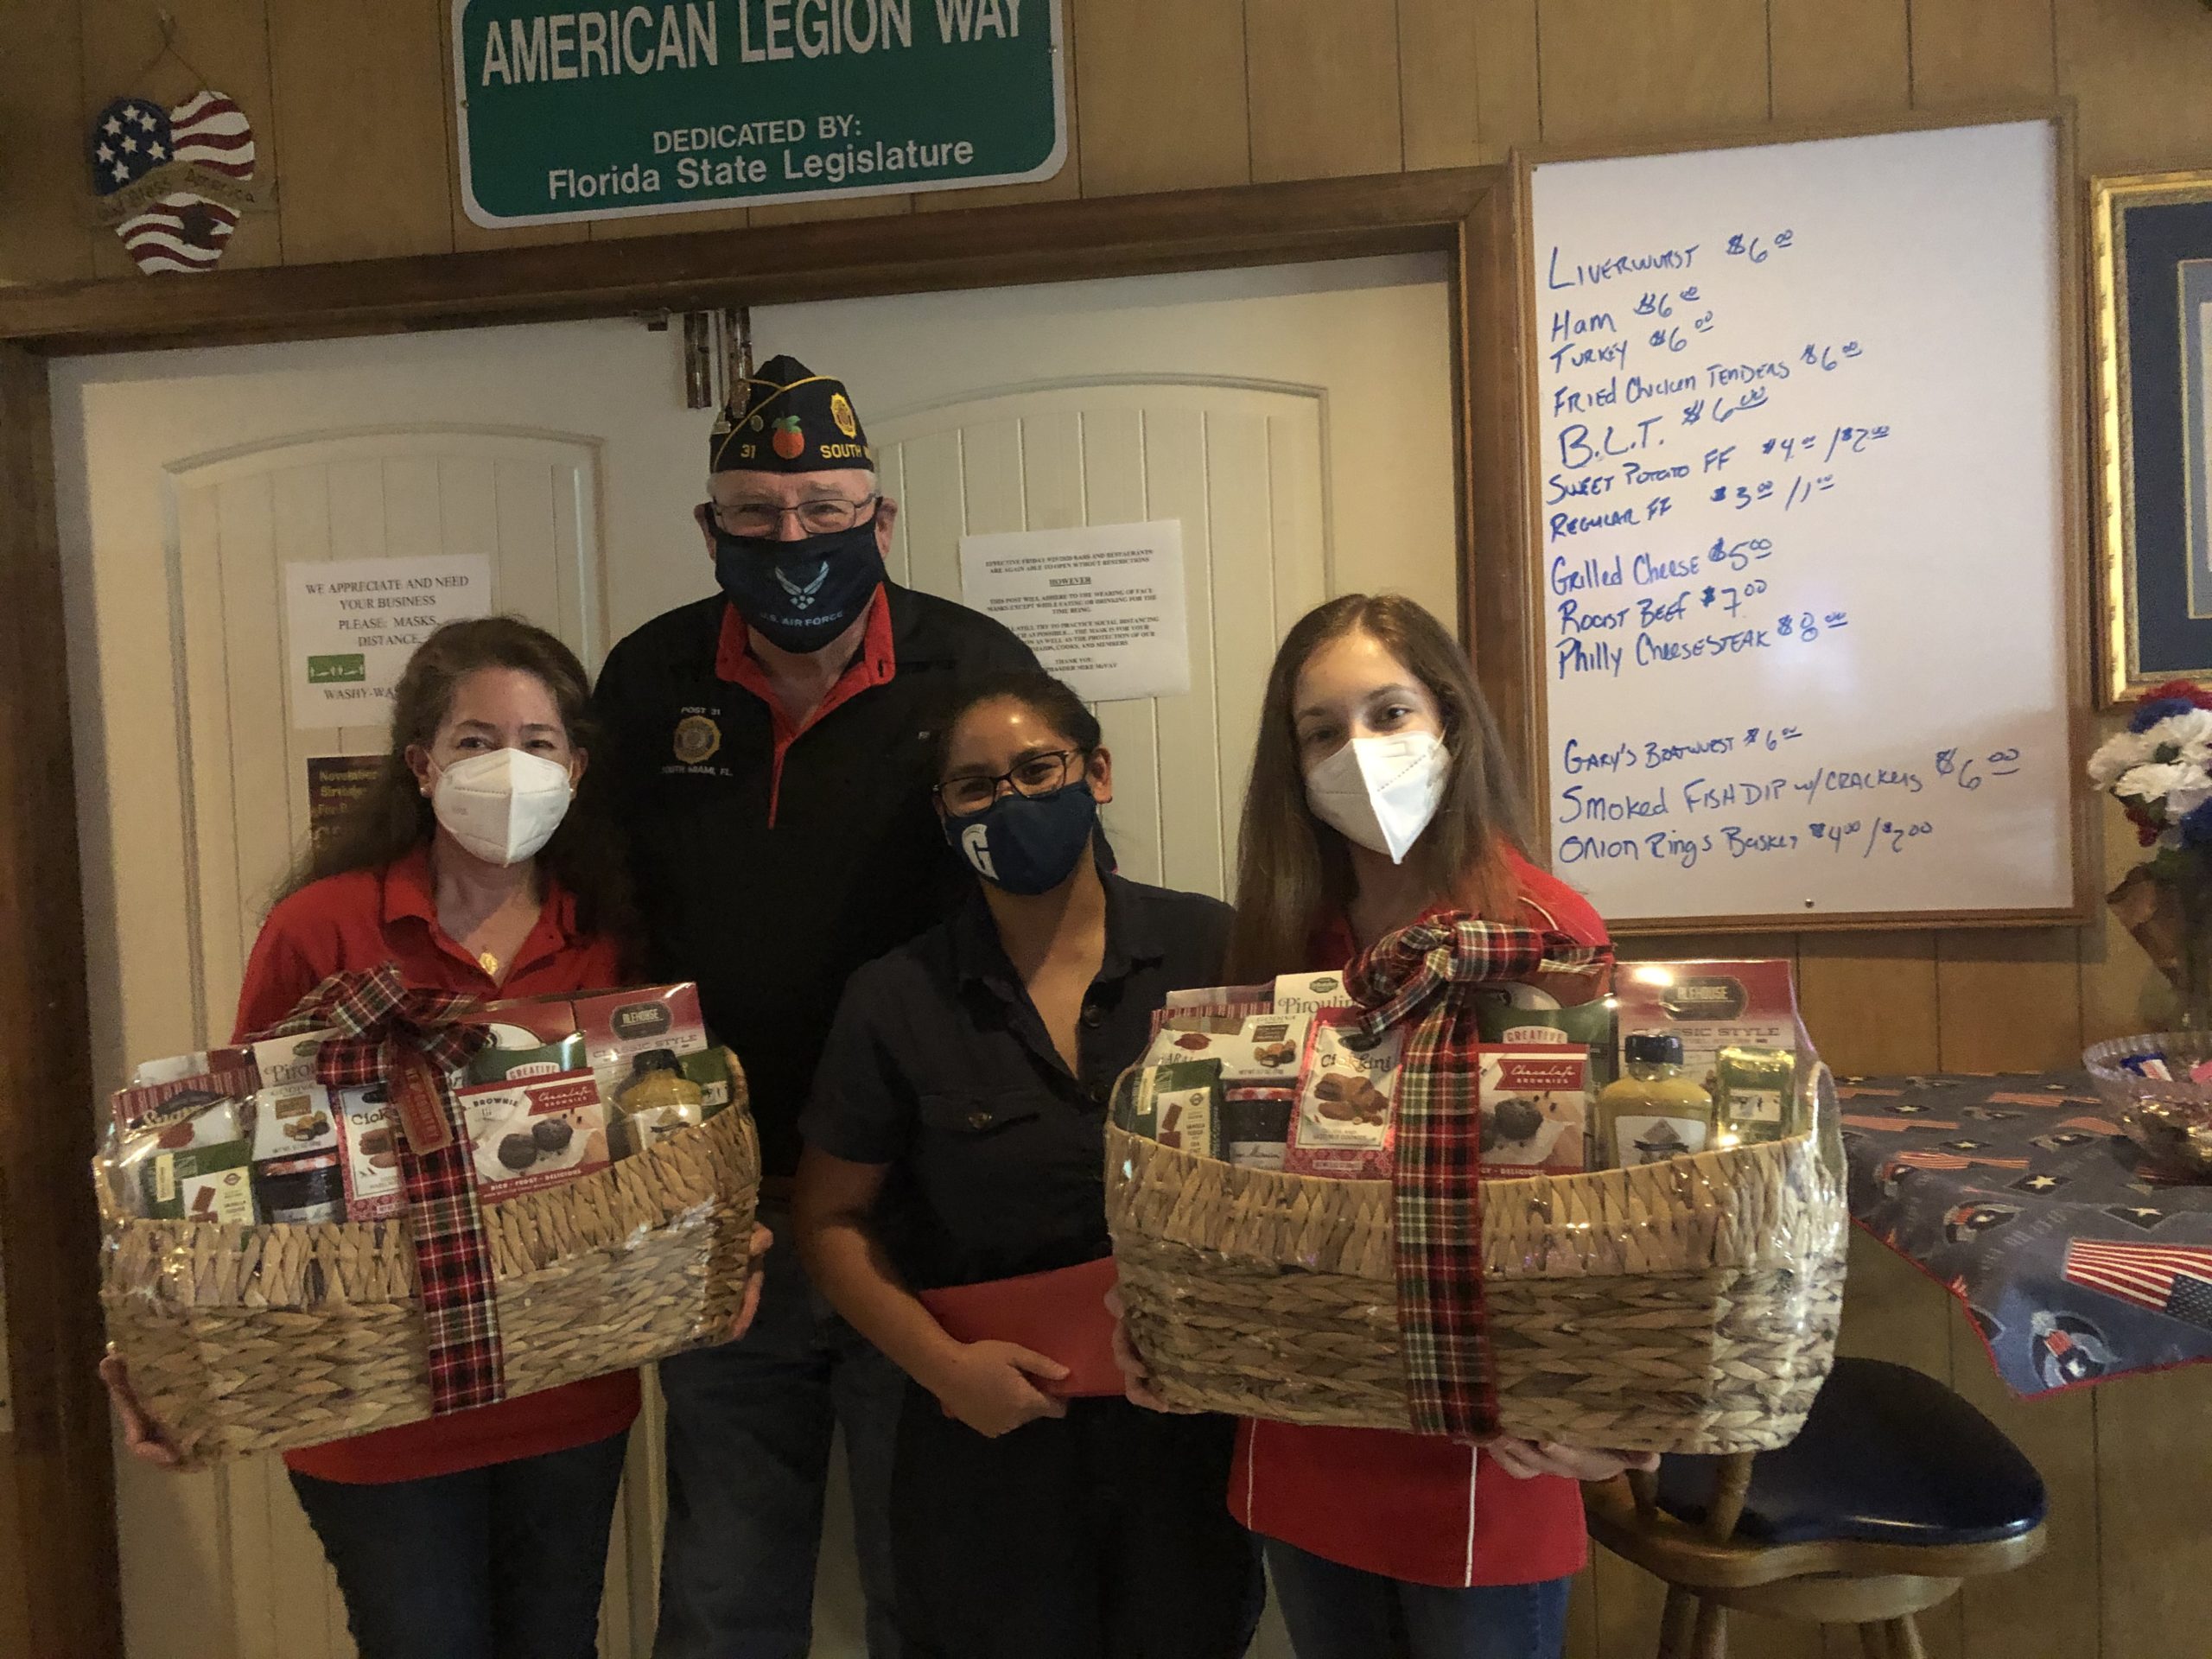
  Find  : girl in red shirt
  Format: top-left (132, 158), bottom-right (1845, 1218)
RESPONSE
top-left (1122, 594), bottom-right (1655, 1659)
top-left (101, 617), bottom-right (760, 1659)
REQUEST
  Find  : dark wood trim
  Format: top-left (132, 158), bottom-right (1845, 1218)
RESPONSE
top-left (0, 343), bottom-right (121, 1659)
top-left (0, 169), bottom-right (1498, 355)
top-left (1462, 163), bottom-right (1541, 815)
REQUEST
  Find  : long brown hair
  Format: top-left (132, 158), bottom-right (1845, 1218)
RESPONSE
top-left (1224, 594), bottom-right (1529, 981)
top-left (284, 616), bottom-right (633, 942)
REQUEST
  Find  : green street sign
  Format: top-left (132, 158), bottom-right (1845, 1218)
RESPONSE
top-left (452, 0), bottom-right (1065, 226)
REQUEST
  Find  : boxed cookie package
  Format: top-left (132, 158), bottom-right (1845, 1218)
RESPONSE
top-left (335, 1085), bottom-right (404, 1221)
top-left (1283, 1007), bottom-right (1403, 1179)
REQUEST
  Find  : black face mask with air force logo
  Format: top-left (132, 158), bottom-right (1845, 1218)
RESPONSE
top-left (710, 514), bottom-right (887, 654)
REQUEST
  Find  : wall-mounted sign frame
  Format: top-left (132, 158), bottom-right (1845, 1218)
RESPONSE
top-left (452, 0), bottom-right (1066, 226)
top-left (2093, 168), bottom-right (2212, 704)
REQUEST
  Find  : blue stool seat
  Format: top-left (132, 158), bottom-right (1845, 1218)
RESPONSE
top-left (1655, 1357), bottom-right (2047, 1548)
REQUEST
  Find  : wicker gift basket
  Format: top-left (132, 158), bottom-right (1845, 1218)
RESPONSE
top-left (1106, 938), bottom-right (1848, 1456)
top-left (98, 972), bottom-right (761, 1469)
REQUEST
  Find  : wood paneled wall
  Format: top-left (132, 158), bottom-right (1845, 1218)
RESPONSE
top-left (5, 2), bottom-right (2211, 1656)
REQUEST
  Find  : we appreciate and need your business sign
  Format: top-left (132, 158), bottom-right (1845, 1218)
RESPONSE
top-left (453, 0), bottom-right (1065, 225)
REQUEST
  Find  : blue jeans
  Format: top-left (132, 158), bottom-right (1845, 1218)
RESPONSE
top-left (654, 1201), bottom-right (906, 1659)
top-left (1265, 1540), bottom-right (1572, 1659)
top-left (289, 1430), bottom-right (630, 1659)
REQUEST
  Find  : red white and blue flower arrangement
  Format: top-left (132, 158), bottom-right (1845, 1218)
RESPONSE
top-left (2090, 679), bottom-right (2212, 857)
top-left (2086, 681), bottom-right (2212, 1176)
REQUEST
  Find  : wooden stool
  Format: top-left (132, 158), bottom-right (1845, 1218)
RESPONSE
top-left (1584, 1358), bottom-right (2047, 1658)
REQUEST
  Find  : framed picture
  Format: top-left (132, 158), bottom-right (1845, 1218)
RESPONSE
top-left (2094, 171), bottom-right (2212, 703)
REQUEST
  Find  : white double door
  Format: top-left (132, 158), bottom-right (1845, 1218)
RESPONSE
top-left (52, 253), bottom-right (1457, 1658)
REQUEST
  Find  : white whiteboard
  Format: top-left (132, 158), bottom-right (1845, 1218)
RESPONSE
top-left (1526, 118), bottom-right (2081, 926)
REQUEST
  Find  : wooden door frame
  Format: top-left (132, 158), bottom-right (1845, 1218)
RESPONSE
top-left (0, 166), bottom-right (1524, 1658)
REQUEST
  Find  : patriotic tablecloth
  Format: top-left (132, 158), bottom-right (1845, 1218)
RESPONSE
top-left (1842, 1073), bottom-right (2212, 1395)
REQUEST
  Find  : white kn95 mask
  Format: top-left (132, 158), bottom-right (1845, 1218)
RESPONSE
top-left (431, 748), bottom-right (574, 867)
top-left (1303, 732), bottom-right (1451, 864)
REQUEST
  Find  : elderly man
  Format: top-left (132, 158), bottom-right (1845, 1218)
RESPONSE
top-left (594, 356), bottom-right (1036, 1658)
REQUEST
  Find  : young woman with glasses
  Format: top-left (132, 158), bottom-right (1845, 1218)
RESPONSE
top-left (791, 669), bottom-right (1262, 1659)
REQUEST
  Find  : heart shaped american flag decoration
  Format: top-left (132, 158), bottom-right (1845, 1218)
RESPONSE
top-left (87, 90), bottom-right (257, 276)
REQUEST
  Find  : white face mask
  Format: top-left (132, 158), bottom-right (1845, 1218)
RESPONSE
top-left (430, 748), bottom-right (575, 867)
top-left (1304, 732), bottom-right (1451, 864)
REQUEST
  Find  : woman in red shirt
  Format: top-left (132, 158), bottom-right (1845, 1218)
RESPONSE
top-left (102, 617), bottom-right (760, 1659)
top-left (1123, 594), bottom-right (1656, 1659)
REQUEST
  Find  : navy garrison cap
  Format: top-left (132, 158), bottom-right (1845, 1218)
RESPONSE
top-left (709, 354), bottom-right (875, 473)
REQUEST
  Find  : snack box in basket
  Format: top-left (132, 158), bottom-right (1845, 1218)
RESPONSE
top-left (1113, 1060), bottom-right (1224, 1158)
top-left (1478, 1046), bottom-right (1587, 1179)
top-left (111, 1067), bottom-right (258, 1147)
top-left (466, 983), bottom-right (739, 1116)
top-left (144, 1140), bottom-right (256, 1223)
top-left (335, 1084), bottom-right (404, 1220)
top-left (1612, 959), bottom-right (1799, 1088)
top-left (130, 1045), bottom-right (253, 1088)
top-left (461, 1071), bottom-right (612, 1200)
top-left (248, 1032), bottom-right (340, 1180)
top-left (1283, 1007), bottom-right (1403, 1179)
top-left (1142, 1014), bottom-right (1308, 1086)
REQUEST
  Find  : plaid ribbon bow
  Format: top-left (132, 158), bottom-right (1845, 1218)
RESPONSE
top-left (253, 965), bottom-right (506, 1415)
top-left (1346, 916), bottom-right (1611, 1440)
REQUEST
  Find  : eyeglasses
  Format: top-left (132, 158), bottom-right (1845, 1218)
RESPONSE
top-left (935, 749), bottom-right (1090, 816)
top-left (706, 495), bottom-right (879, 537)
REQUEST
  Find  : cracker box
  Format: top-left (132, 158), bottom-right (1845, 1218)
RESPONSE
top-left (460, 1072), bottom-right (611, 1201)
top-left (1478, 1046), bottom-right (1589, 1179)
top-left (335, 1084), bottom-right (404, 1221)
top-left (1284, 1007), bottom-right (1403, 1179)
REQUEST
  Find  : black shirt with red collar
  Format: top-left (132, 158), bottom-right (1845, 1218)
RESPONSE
top-left (593, 582), bottom-right (1036, 1179)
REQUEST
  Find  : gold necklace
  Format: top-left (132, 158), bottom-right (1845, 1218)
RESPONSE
top-left (478, 950), bottom-right (500, 977)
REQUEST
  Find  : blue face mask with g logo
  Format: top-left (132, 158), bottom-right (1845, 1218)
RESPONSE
top-left (944, 783), bottom-right (1099, 896)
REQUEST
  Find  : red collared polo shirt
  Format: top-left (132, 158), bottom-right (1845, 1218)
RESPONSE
top-left (232, 843), bottom-right (639, 1485)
